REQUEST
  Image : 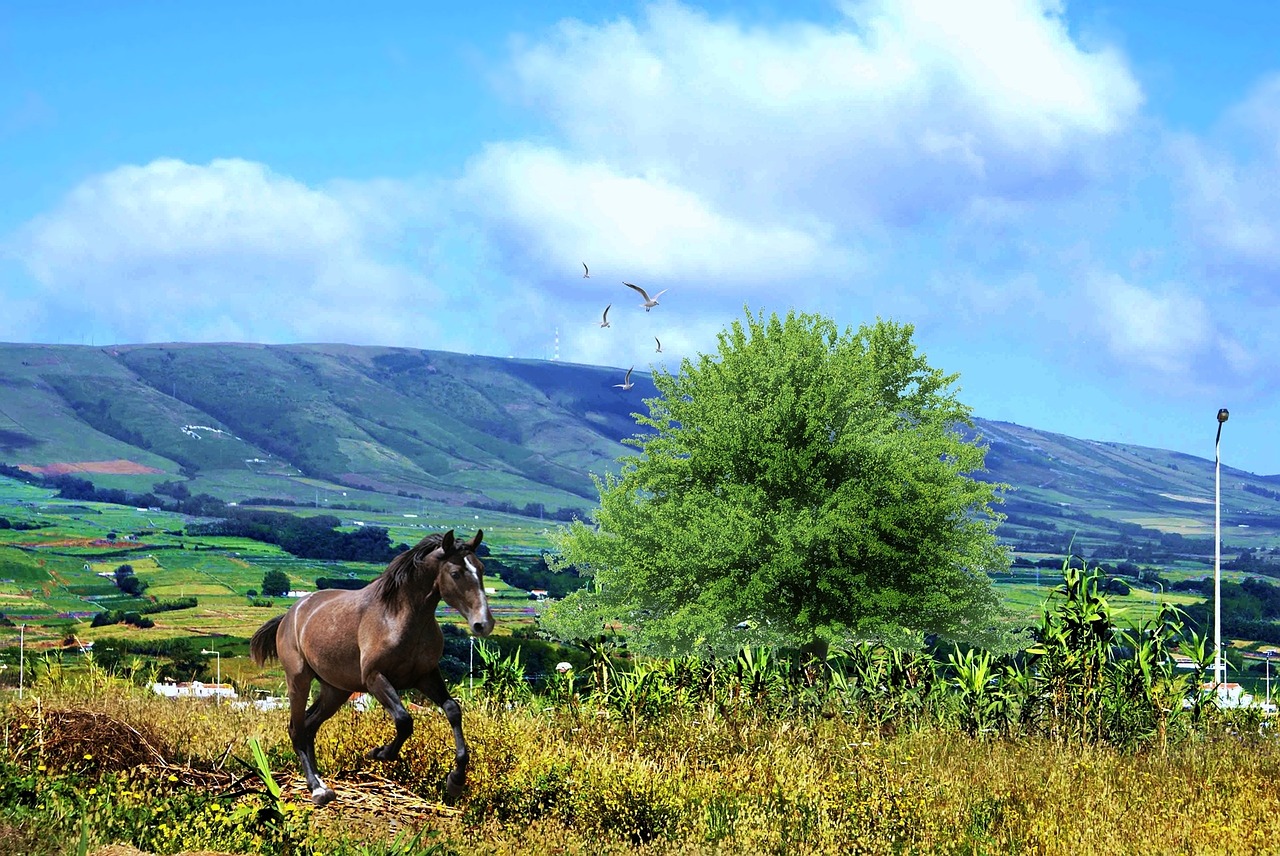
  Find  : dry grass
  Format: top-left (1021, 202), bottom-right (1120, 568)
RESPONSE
top-left (8, 684), bottom-right (1280, 855)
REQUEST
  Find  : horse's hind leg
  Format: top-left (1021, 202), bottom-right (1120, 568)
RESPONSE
top-left (419, 667), bottom-right (468, 800)
top-left (363, 672), bottom-right (414, 761)
top-left (287, 674), bottom-right (347, 807)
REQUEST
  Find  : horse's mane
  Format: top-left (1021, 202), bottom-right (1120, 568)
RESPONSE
top-left (370, 532), bottom-right (454, 607)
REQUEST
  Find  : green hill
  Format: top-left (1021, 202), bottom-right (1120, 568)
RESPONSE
top-left (0, 342), bottom-right (655, 515)
top-left (1, 341), bottom-right (1276, 559)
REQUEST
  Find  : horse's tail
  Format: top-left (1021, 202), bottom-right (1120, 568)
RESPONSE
top-left (250, 614), bottom-right (285, 665)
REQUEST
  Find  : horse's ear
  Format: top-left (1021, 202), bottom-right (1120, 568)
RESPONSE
top-left (440, 530), bottom-right (455, 554)
top-left (469, 529), bottom-right (483, 550)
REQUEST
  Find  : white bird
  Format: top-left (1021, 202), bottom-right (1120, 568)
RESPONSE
top-left (623, 282), bottom-right (667, 311)
top-left (654, 336), bottom-right (663, 353)
top-left (582, 262), bottom-right (590, 278)
top-left (599, 304), bottom-right (611, 328)
top-left (613, 366), bottom-right (634, 390)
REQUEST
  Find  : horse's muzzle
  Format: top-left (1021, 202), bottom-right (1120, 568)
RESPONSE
top-left (471, 614), bottom-right (495, 637)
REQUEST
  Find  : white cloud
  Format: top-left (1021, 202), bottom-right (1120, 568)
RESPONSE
top-left (505, 0), bottom-right (1142, 225)
top-left (440, 0), bottom-right (1145, 353)
top-left (1086, 272), bottom-right (1249, 380)
top-left (2, 2), bottom-right (1152, 374)
top-left (929, 270), bottom-right (1046, 325)
top-left (1172, 76), bottom-right (1280, 287)
top-left (6, 158), bottom-right (442, 345)
top-left (453, 141), bottom-right (857, 293)
top-left (561, 308), bottom-right (726, 370)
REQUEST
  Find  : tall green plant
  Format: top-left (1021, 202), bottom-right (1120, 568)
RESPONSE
top-left (1025, 562), bottom-right (1118, 743)
top-left (476, 641), bottom-right (530, 706)
top-left (1109, 601), bottom-right (1193, 749)
top-left (949, 646), bottom-right (999, 737)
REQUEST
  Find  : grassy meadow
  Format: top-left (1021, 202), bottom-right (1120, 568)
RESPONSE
top-left (5, 638), bottom-right (1280, 856)
top-left (6, 473), bottom-right (1280, 854)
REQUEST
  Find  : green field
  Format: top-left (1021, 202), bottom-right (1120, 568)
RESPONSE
top-left (0, 483), bottom-right (546, 662)
top-left (6, 461), bottom-right (1280, 701)
top-left (991, 578), bottom-right (1203, 624)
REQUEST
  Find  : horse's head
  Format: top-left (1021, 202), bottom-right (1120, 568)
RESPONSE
top-left (433, 529), bottom-right (495, 637)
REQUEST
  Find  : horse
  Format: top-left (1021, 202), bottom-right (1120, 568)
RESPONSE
top-left (249, 529), bottom-right (494, 806)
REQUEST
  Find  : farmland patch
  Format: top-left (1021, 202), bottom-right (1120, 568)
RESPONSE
top-left (18, 459), bottom-right (165, 476)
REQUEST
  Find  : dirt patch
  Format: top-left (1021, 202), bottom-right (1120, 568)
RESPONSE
top-left (18, 537), bottom-right (144, 549)
top-left (18, 459), bottom-right (165, 476)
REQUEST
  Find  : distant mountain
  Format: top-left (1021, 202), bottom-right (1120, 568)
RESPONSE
top-left (1, 342), bottom-right (1277, 554)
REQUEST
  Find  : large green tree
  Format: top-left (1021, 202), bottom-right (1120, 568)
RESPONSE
top-left (542, 309), bottom-right (1011, 655)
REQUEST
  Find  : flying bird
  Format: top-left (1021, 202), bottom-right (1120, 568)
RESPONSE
top-left (655, 336), bottom-right (663, 353)
top-left (582, 262), bottom-right (590, 278)
top-left (613, 366), bottom-right (634, 390)
top-left (623, 282), bottom-right (668, 311)
top-left (599, 304), bottom-right (611, 328)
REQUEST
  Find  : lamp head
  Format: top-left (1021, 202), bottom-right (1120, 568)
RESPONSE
top-left (1217, 408), bottom-right (1230, 424)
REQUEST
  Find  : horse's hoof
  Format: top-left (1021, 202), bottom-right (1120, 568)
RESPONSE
top-left (445, 772), bottom-right (465, 802)
top-left (311, 787), bottom-right (337, 807)
top-left (367, 746), bottom-right (398, 762)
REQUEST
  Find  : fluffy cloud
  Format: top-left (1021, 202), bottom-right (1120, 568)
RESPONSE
top-left (504, 0), bottom-right (1142, 225)
top-left (1086, 272), bottom-right (1250, 381)
top-left (3, 2), bottom-right (1151, 373)
top-left (441, 0), bottom-right (1144, 356)
top-left (1173, 74), bottom-right (1280, 288)
top-left (561, 308), bottom-right (727, 371)
top-left (6, 158), bottom-right (441, 345)
top-left (454, 142), bottom-right (858, 292)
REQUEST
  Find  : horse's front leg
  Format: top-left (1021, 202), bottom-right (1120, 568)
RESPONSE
top-left (364, 672), bottom-right (414, 761)
top-left (419, 667), bottom-right (468, 800)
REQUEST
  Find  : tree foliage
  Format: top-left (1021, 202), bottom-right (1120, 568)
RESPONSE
top-left (542, 309), bottom-right (1010, 654)
top-left (187, 511), bottom-right (401, 562)
top-left (114, 564), bottom-right (148, 597)
top-left (261, 569), bottom-right (292, 598)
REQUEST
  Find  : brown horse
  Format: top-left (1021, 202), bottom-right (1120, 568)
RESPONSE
top-left (250, 529), bottom-right (494, 806)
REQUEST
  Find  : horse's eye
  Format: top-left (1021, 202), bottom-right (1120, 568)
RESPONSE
top-left (451, 570), bottom-right (461, 580)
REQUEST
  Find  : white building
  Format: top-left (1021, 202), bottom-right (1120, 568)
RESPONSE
top-left (151, 680), bottom-right (237, 701)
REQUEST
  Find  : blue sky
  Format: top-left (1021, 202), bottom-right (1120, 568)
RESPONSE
top-left (3, 1), bottom-right (1279, 474)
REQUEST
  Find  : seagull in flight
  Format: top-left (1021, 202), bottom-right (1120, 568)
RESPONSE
top-left (623, 282), bottom-right (667, 311)
top-left (654, 336), bottom-right (663, 353)
top-left (582, 262), bottom-right (590, 278)
top-left (613, 366), bottom-right (634, 390)
top-left (599, 304), bottom-right (611, 328)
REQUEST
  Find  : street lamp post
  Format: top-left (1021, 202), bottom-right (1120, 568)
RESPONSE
top-left (201, 648), bottom-right (221, 702)
top-left (1214, 408), bottom-right (1229, 688)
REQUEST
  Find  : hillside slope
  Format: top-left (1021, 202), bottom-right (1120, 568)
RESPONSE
top-left (0, 343), bottom-right (654, 511)
top-left (1, 341), bottom-right (1277, 553)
